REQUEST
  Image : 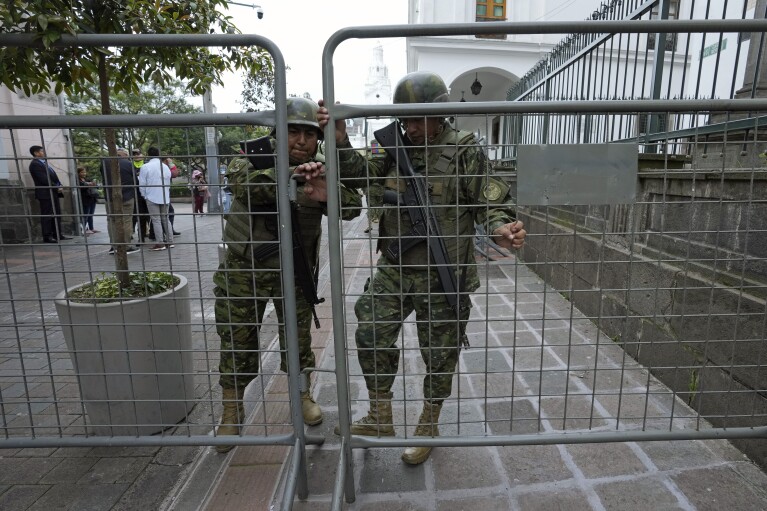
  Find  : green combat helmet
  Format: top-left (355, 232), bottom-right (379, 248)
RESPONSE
top-left (393, 71), bottom-right (449, 104)
top-left (286, 97), bottom-right (323, 139)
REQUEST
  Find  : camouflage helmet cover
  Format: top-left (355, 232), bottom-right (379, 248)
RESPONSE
top-left (286, 97), bottom-right (323, 139)
top-left (393, 71), bottom-right (449, 104)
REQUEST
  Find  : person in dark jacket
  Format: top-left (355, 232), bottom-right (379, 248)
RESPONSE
top-left (131, 148), bottom-right (151, 242)
top-left (77, 166), bottom-right (100, 235)
top-left (101, 148), bottom-right (140, 254)
top-left (28, 145), bottom-right (70, 243)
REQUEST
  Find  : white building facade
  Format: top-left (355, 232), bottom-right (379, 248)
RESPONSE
top-left (0, 87), bottom-right (72, 186)
top-left (405, 0), bottom-right (762, 154)
top-left (405, 0), bottom-right (605, 155)
top-left (0, 87), bottom-right (75, 242)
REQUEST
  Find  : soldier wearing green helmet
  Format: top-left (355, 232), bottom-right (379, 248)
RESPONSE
top-left (212, 97), bottom-right (362, 453)
top-left (297, 71), bottom-right (527, 466)
top-left (283, 96), bottom-right (325, 138)
top-left (392, 70), bottom-right (450, 104)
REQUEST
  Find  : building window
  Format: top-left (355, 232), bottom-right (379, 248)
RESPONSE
top-left (476, 0), bottom-right (506, 21)
top-left (476, 0), bottom-right (507, 39)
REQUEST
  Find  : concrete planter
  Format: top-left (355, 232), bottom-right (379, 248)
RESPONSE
top-left (54, 274), bottom-right (194, 435)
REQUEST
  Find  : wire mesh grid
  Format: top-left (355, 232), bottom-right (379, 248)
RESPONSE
top-left (0, 126), bottom-right (312, 442)
top-left (333, 109), bottom-right (766, 447)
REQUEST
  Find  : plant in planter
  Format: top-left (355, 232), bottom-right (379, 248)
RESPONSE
top-left (0, 1), bottom-right (273, 433)
top-left (55, 272), bottom-right (194, 435)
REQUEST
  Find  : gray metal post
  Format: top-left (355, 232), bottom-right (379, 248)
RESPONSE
top-left (647, 0), bottom-right (671, 152)
top-left (736, 0), bottom-right (767, 98)
top-left (202, 89), bottom-right (221, 213)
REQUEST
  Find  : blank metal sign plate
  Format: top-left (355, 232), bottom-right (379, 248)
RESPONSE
top-left (516, 143), bottom-right (637, 206)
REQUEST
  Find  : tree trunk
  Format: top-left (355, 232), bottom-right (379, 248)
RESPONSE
top-left (98, 53), bottom-right (130, 288)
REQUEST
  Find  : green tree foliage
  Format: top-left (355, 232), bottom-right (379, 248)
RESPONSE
top-left (0, 0), bottom-right (272, 286)
top-left (0, 1), bottom-right (270, 98)
top-left (240, 55), bottom-right (277, 111)
top-left (65, 79), bottom-right (204, 177)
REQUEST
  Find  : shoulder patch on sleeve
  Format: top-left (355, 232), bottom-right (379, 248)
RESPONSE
top-left (483, 181), bottom-right (504, 201)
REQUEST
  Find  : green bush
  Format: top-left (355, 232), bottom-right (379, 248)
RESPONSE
top-left (67, 272), bottom-right (180, 303)
top-left (170, 182), bottom-right (191, 197)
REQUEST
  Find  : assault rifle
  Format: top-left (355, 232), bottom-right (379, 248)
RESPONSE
top-left (239, 137), bottom-right (325, 328)
top-left (373, 121), bottom-right (459, 313)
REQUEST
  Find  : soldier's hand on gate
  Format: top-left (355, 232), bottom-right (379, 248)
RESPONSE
top-left (293, 162), bottom-right (325, 181)
top-left (492, 221), bottom-right (526, 250)
top-left (301, 175), bottom-right (328, 202)
top-left (318, 99), bottom-right (348, 143)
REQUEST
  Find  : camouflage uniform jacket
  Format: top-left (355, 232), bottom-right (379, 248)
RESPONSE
top-left (337, 124), bottom-right (515, 291)
top-left (223, 154), bottom-right (362, 268)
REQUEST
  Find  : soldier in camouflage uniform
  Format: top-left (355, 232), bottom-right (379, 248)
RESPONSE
top-left (299, 71), bottom-right (526, 465)
top-left (213, 97), bottom-right (362, 453)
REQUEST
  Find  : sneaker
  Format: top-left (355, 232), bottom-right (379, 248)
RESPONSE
top-left (172, 231), bottom-right (181, 236)
top-left (149, 244), bottom-right (167, 251)
top-left (166, 244), bottom-right (175, 249)
top-left (126, 246), bottom-right (141, 254)
top-left (108, 248), bottom-right (115, 255)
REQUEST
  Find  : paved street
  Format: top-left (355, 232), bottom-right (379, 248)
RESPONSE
top-left (1, 202), bottom-right (767, 510)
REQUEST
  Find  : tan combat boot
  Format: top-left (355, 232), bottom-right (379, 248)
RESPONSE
top-left (334, 390), bottom-right (395, 436)
top-left (301, 373), bottom-right (323, 426)
top-left (216, 387), bottom-right (245, 454)
top-left (401, 400), bottom-right (443, 465)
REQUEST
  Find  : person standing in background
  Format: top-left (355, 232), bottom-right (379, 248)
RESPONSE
top-left (138, 147), bottom-right (173, 251)
top-left (131, 148), bottom-right (151, 243)
top-left (162, 157), bottom-right (181, 235)
top-left (77, 166), bottom-right (99, 235)
top-left (28, 145), bottom-right (70, 243)
top-left (102, 148), bottom-right (140, 255)
top-left (148, 157), bottom-right (181, 241)
top-left (220, 165), bottom-right (233, 214)
top-left (190, 169), bottom-right (210, 215)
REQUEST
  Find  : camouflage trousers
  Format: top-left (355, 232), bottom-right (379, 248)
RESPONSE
top-left (365, 185), bottom-right (383, 224)
top-left (213, 252), bottom-right (316, 391)
top-left (354, 261), bottom-right (472, 402)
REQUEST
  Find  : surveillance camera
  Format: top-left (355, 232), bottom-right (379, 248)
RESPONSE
top-left (256, 7), bottom-right (264, 19)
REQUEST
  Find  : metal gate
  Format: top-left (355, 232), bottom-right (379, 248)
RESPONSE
top-left (0, 32), bottom-right (325, 508)
top-left (320, 14), bottom-right (767, 509)
top-left (1, 8), bottom-right (767, 511)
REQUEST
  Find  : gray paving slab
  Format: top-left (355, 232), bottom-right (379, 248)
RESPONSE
top-left (2, 202), bottom-right (767, 511)
top-left (0, 204), bottom-right (221, 511)
top-left (671, 464), bottom-right (767, 510)
top-left (0, 485), bottom-right (51, 511)
top-left (111, 463), bottom-right (189, 511)
top-left (26, 483), bottom-right (130, 511)
top-left (265, 220), bottom-right (767, 510)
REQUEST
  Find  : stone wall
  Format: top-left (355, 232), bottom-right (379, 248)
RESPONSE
top-left (516, 166), bottom-right (767, 469)
top-left (0, 180), bottom-right (78, 243)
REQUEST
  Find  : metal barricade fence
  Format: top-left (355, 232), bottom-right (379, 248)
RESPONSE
top-left (0, 33), bottom-right (325, 507)
top-left (1, 18), bottom-right (767, 511)
top-left (321, 19), bottom-right (767, 507)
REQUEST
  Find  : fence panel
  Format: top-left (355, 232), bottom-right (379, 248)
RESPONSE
top-left (0, 33), bottom-right (324, 508)
top-left (320, 18), bottom-right (767, 508)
